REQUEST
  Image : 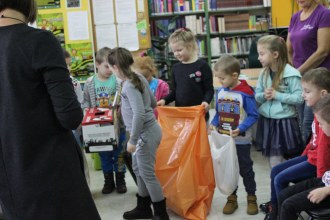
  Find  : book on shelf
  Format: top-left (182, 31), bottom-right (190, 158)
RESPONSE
top-left (209, 0), bottom-right (264, 10)
top-left (151, 0), bottom-right (205, 14)
top-left (224, 13), bottom-right (250, 31)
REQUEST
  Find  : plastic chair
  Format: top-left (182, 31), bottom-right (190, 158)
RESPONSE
top-left (305, 207), bottom-right (330, 220)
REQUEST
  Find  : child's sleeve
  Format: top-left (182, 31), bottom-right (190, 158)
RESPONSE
top-left (75, 81), bottom-right (83, 104)
top-left (316, 130), bottom-right (330, 177)
top-left (201, 63), bottom-right (214, 104)
top-left (274, 76), bottom-right (304, 104)
top-left (163, 70), bottom-right (176, 105)
top-left (238, 95), bottom-right (259, 133)
top-left (255, 72), bottom-right (266, 104)
top-left (210, 90), bottom-right (219, 127)
top-left (82, 80), bottom-right (91, 109)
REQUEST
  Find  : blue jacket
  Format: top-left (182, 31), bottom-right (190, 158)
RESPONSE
top-left (255, 64), bottom-right (303, 119)
top-left (211, 80), bottom-right (259, 144)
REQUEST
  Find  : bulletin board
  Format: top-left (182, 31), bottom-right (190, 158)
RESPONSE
top-left (90, 0), bottom-right (151, 51)
top-left (36, 0), bottom-right (95, 82)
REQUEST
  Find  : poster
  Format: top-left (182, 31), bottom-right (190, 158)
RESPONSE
top-left (67, 0), bottom-right (81, 8)
top-left (37, 0), bottom-right (60, 9)
top-left (67, 11), bottom-right (90, 41)
top-left (66, 43), bottom-right (94, 81)
top-left (37, 13), bottom-right (65, 45)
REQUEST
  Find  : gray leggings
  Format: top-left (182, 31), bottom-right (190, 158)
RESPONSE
top-left (132, 123), bottom-right (164, 202)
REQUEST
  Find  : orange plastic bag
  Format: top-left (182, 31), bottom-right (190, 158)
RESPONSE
top-left (155, 106), bottom-right (215, 220)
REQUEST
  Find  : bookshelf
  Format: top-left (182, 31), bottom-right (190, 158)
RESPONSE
top-left (148, 0), bottom-right (270, 80)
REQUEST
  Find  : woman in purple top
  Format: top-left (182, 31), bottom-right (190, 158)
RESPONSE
top-left (286, 0), bottom-right (330, 142)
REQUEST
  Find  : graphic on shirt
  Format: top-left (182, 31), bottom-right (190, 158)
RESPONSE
top-left (189, 71), bottom-right (202, 83)
top-left (217, 92), bottom-right (242, 135)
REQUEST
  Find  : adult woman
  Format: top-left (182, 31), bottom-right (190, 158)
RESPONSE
top-left (0, 0), bottom-right (100, 219)
top-left (286, 0), bottom-right (330, 142)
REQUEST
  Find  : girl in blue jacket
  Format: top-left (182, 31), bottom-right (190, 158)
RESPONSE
top-left (255, 35), bottom-right (304, 168)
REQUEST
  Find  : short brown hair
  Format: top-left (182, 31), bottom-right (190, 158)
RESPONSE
top-left (213, 55), bottom-right (240, 75)
top-left (312, 94), bottom-right (330, 124)
top-left (0, 0), bottom-right (37, 23)
top-left (302, 67), bottom-right (330, 92)
top-left (95, 47), bottom-right (111, 64)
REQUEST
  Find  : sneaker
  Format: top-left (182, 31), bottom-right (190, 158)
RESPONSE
top-left (223, 194), bottom-right (238, 214)
top-left (247, 195), bottom-right (258, 215)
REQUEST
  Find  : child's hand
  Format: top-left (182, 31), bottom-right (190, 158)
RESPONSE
top-left (157, 99), bottom-right (165, 106)
top-left (201, 102), bottom-right (209, 111)
top-left (308, 187), bottom-right (328, 204)
top-left (127, 142), bottom-right (136, 153)
top-left (264, 88), bottom-right (275, 100)
top-left (230, 128), bottom-right (240, 137)
top-left (208, 125), bottom-right (215, 134)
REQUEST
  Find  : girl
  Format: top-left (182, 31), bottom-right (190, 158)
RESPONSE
top-left (157, 28), bottom-right (214, 120)
top-left (132, 55), bottom-right (169, 118)
top-left (262, 68), bottom-right (330, 220)
top-left (255, 35), bottom-right (304, 168)
top-left (108, 47), bottom-right (169, 220)
top-left (82, 47), bottom-right (127, 194)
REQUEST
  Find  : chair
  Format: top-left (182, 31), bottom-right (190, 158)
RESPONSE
top-left (305, 207), bottom-right (330, 220)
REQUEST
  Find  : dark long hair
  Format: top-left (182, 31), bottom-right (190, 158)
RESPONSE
top-left (0, 0), bottom-right (37, 23)
top-left (108, 47), bottom-right (144, 93)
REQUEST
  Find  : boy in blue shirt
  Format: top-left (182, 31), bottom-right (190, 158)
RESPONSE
top-left (210, 55), bottom-right (259, 215)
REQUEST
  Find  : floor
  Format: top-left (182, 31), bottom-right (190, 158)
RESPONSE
top-left (87, 108), bottom-right (275, 220)
top-left (87, 147), bottom-right (271, 220)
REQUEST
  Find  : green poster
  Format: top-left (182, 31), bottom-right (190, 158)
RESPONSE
top-left (37, 13), bottom-right (65, 44)
top-left (66, 43), bottom-right (95, 82)
top-left (37, 0), bottom-right (60, 9)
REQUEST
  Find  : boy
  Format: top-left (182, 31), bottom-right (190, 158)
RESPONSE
top-left (278, 94), bottom-right (330, 220)
top-left (82, 47), bottom-right (127, 194)
top-left (210, 55), bottom-right (259, 215)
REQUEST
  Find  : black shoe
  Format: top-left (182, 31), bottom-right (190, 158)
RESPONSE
top-left (264, 204), bottom-right (277, 220)
top-left (102, 172), bottom-right (115, 194)
top-left (123, 194), bottom-right (153, 219)
top-left (115, 172), bottom-right (127, 194)
top-left (260, 201), bottom-right (271, 213)
top-left (152, 199), bottom-right (169, 220)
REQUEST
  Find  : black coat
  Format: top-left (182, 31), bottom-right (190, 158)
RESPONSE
top-left (0, 24), bottom-right (100, 219)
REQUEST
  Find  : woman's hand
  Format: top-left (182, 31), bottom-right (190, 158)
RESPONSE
top-left (127, 142), bottom-right (136, 153)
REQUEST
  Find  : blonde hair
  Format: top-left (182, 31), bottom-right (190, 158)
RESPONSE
top-left (168, 28), bottom-right (198, 53)
top-left (214, 55), bottom-right (240, 75)
top-left (133, 56), bottom-right (157, 78)
top-left (257, 35), bottom-right (288, 90)
top-left (318, 0), bottom-right (329, 7)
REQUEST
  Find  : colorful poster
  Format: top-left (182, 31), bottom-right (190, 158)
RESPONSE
top-left (37, 13), bottom-right (65, 45)
top-left (37, 0), bottom-right (60, 9)
top-left (66, 43), bottom-right (95, 81)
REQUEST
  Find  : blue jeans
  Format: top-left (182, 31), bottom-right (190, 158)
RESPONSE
top-left (297, 103), bottom-right (314, 143)
top-left (99, 128), bottom-right (126, 174)
top-left (236, 144), bottom-right (256, 195)
top-left (270, 155), bottom-right (316, 204)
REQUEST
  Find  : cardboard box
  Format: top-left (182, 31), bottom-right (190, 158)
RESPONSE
top-left (82, 108), bottom-right (117, 153)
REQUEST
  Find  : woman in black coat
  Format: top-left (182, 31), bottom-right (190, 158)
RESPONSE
top-left (0, 0), bottom-right (100, 219)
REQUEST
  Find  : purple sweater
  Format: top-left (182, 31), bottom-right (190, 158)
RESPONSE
top-left (289, 4), bottom-right (330, 69)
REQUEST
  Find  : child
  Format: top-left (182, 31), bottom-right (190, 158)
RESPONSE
top-left (210, 55), bottom-right (259, 215)
top-left (63, 49), bottom-right (90, 186)
top-left (82, 47), bottom-right (127, 194)
top-left (263, 68), bottom-right (330, 220)
top-left (157, 28), bottom-right (214, 120)
top-left (107, 47), bottom-right (169, 220)
top-left (278, 94), bottom-right (330, 220)
top-left (255, 35), bottom-right (304, 168)
top-left (132, 55), bottom-right (169, 118)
